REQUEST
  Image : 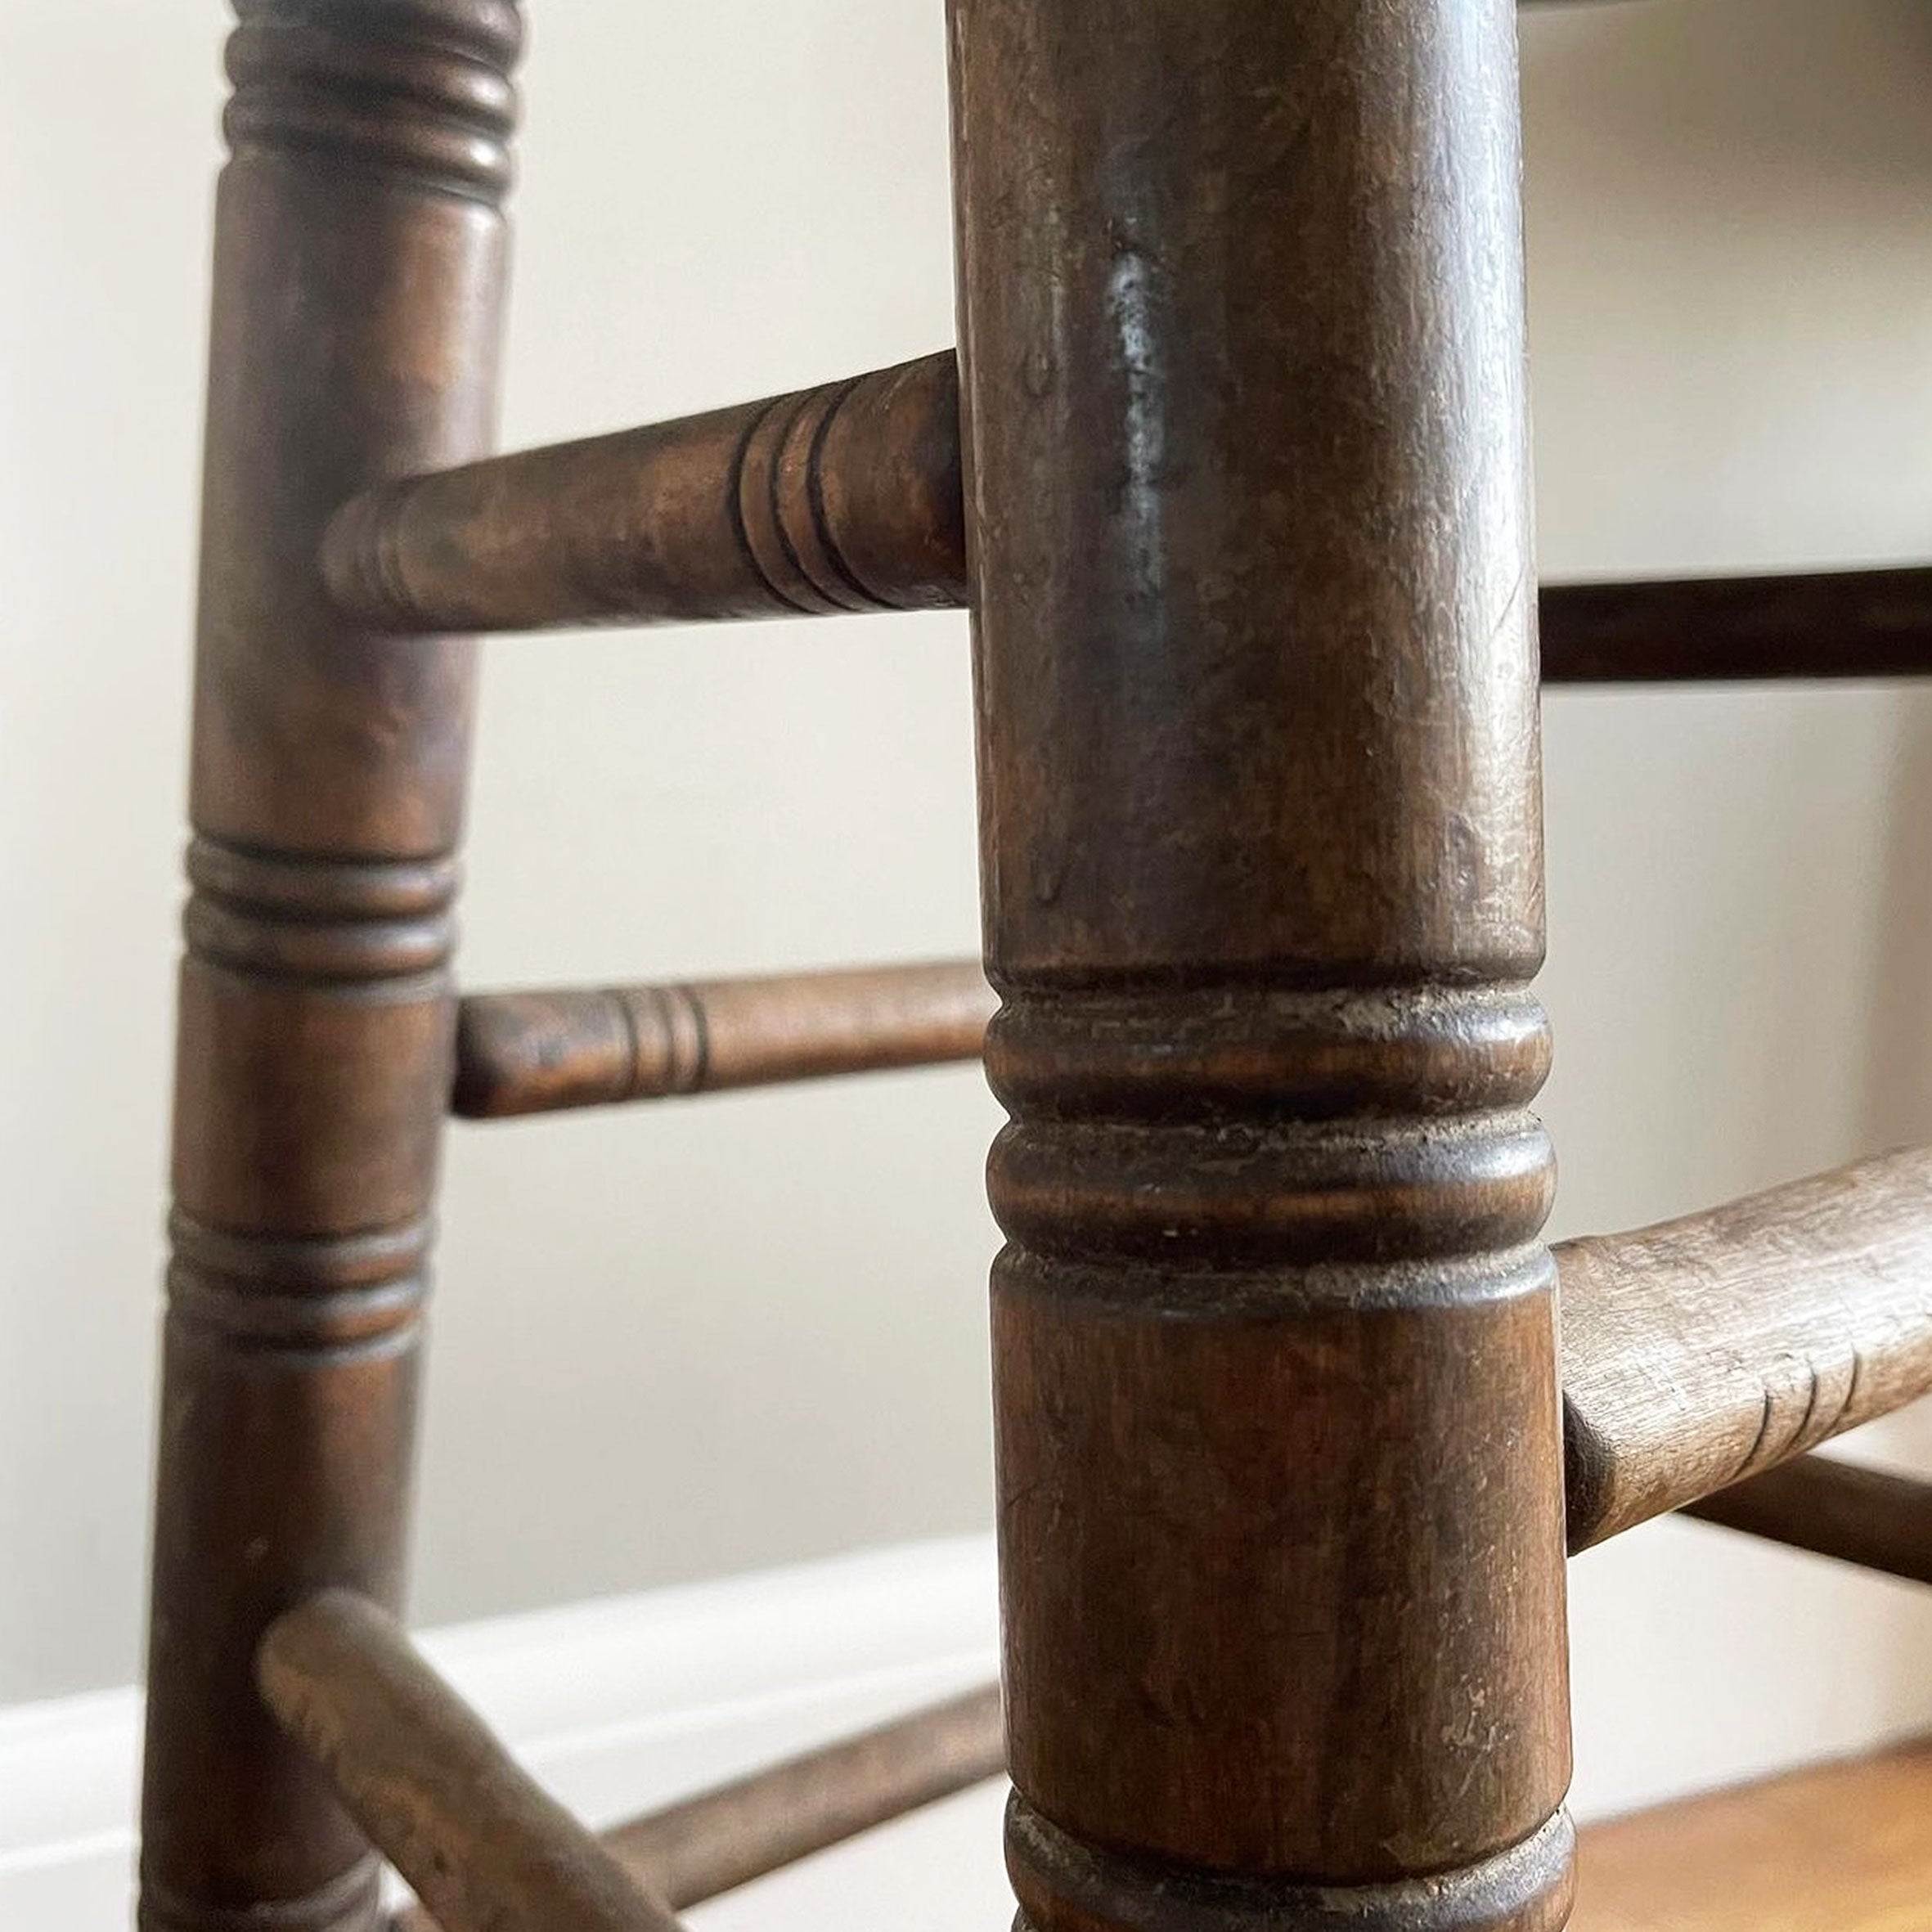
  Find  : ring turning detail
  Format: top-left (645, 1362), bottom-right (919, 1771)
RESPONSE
top-left (140, 4), bottom-right (1932, 1932)
top-left (946, 0), bottom-right (1571, 1922)
top-left (142, 5), bottom-right (521, 1930)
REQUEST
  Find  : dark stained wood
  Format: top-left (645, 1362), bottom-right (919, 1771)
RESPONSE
top-left (258, 1593), bottom-right (684, 1932)
top-left (950, 0), bottom-right (1572, 1924)
top-left (322, 350), bottom-right (964, 632)
top-left (1539, 567), bottom-right (1932, 682)
top-left (596, 1684), bottom-right (1002, 1910)
top-left (322, 339), bottom-right (1932, 685)
top-left (453, 960), bottom-right (994, 1118)
top-left (1560, 1147), bottom-right (1932, 1552)
top-left (387, 1683), bottom-right (1000, 1930)
top-left (140, 7), bottom-right (519, 1932)
top-left (1011, 1805), bottom-right (1576, 1932)
top-left (1683, 1455), bottom-right (1932, 1584)
top-left (153, 0), bottom-right (1932, 1921)
top-left (1570, 1737), bottom-right (1932, 1932)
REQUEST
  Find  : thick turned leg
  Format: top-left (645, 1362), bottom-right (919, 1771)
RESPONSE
top-left (946, 2), bottom-right (1573, 1928)
top-left (138, 7), bottom-right (519, 1930)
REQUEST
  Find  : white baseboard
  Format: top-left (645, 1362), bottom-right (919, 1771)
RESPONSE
top-left (0, 1534), bottom-right (999, 1925)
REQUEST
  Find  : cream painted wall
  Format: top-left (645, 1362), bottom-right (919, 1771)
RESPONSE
top-left (5, 0), bottom-right (1932, 1825)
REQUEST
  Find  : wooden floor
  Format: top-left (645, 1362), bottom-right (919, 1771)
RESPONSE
top-left (1573, 1737), bottom-right (1932, 1930)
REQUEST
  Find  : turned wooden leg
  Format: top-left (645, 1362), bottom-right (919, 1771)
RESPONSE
top-left (138, 6), bottom-right (519, 1929)
top-left (946, 1), bottom-right (1574, 1926)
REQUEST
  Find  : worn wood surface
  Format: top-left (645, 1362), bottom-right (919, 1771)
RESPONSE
top-left (259, 1593), bottom-right (682, 1932)
top-left (141, 7), bottom-right (518, 1932)
top-left (950, 0), bottom-right (1571, 1925)
top-left (1561, 1146), bottom-right (1932, 1552)
top-left (323, 350), bottom-right (963, 632)
top-left (453, 960), bottom-right (993, 1117)
top-left (1570, 1737), bottom-right (1932, 1931)
top-left (153, 0), bottom-right (1932, 1922)
top-left (323, 340), bottom-right (1932, 682)
top-left (1683, 1453), bottom-right (1932, 1584)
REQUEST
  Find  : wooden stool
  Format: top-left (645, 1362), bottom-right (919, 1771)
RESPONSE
top-left (138, 4), bottom-right (1932, 1931)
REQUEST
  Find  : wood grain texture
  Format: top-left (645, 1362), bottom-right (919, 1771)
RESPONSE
top-left (452, 960), bottom-right (994, 1117)
top-left (1683, 1454), bottom-right (1932, 1584)
top-left (1570, 1737), bottom-right (1932, 1932)
top-left (323, 350), bottom-right (964, 631)
top-left (141, 7), bottom-right (517, 1931)
top-left (950, 0), bottom-right (1571, 1924)
top-left (1561, 1146), bottom-right (1932, 1552)
top-left (323, 336), bottom-right (1932, 684)
top-left (258, 1594), bottom-right (683, 1932)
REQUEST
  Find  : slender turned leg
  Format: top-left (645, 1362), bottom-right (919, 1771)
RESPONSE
top-left (947, 3), bottom-right (1573, 1928)
top-left (139, 7), bottom-right (519, 1930)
